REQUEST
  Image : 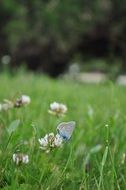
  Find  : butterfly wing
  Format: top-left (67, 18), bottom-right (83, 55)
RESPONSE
top-left (57, 121), bottom-right (76, 140)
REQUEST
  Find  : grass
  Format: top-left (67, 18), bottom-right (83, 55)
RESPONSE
top-left (0, 72), bottom-right (126, 190)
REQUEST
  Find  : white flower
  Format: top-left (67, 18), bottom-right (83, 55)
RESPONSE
top-left (39, 133), bottom-right (55, 149)
top-left (49, 102), bottom-right (67, 116)
top-left (15, 95), bottom-right (31, 107)
top-left (13, 153), bottom-right (29, 165)
top-left (54, 134), bottom-right (63, 147)
top-left (39, 133), bottom-right (63, 152)
top-left (21, 95), bottom-right (31, 105)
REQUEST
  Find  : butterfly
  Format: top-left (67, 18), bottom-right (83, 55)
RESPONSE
top-left (57, 121), bottom-right (76, 140)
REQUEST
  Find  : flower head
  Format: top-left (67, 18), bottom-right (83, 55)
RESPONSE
top-left (15, 95), bottom-right (31, 107)
top-left (39, 133), bottom-right (63, 152)
top-left (48, 102), bottom-right (67, 116)
top-left (13, 153), bottom-right (29, 165)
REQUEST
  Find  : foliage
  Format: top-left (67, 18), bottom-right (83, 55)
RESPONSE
top-left (0, 0), bottom-right (126, 75)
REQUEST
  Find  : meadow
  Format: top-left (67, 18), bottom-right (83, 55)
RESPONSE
top-left (0, 72), bottom-right (126, 190)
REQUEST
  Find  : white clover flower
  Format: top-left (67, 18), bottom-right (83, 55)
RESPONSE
top-left (48, 102), bottom-right (67, 116)
top-left (13, 153), bottom-right (29, 165)
top-left (15, 95), bottom-right (31, 107)
top-left (39, 133), bottom-right (55, 150)
top-left (21, 95), bottom-right (31, 105)
top-left (39, 133), bottom-right (63, 152)
top-left (0, 95), bottom-right (31, 112)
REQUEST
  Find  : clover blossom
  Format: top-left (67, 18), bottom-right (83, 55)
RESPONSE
top-left (0, 95), bottom-right (31, 112)
top-left (39, 133), bottom-right (63, 153)
top-left (13, 153), bottom-right (29, 165)
top-left (15, 95), bottom-right (31, 107)
top-left (48, 102), bottom-right (67, 116)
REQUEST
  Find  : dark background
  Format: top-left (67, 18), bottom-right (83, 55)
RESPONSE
top-left (0, 0), bottom-right (126, 77)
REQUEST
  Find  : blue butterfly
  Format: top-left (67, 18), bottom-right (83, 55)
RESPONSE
top-left (57, 121), bottom-right (76, 141)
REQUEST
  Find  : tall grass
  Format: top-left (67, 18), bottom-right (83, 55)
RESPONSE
top-left (0, 72), bottom-right (126, 190)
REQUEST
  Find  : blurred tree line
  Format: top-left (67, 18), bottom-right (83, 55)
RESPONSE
top-left (0, 0), bottom-right (126, 76)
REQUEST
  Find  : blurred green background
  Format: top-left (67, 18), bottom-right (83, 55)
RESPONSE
top-left (0, 0), bottom-right (126, 77)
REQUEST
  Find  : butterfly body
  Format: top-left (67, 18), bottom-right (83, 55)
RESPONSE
top-left (57, 121), bottom-right (76, 140)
